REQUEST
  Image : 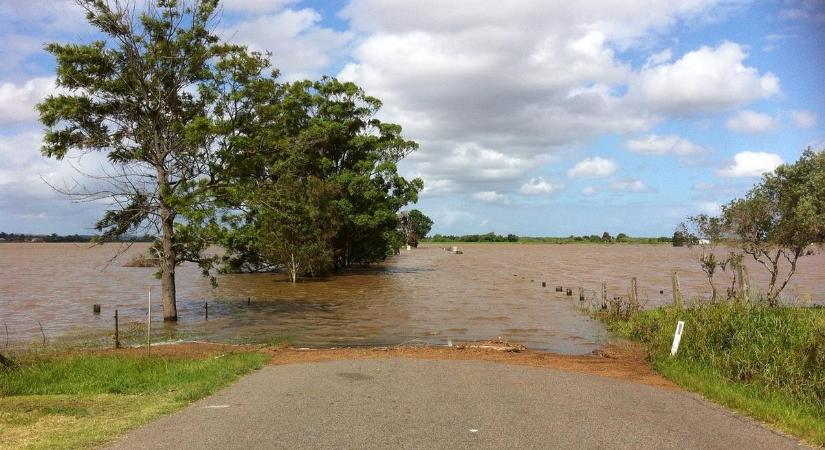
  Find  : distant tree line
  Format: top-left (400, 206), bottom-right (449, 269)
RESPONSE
top-left (425, 232), bottom-right (671, 244)
top-left (0, 232), bottom-right (154, 243)
top-left (426, 232), bottom-right (519, 243)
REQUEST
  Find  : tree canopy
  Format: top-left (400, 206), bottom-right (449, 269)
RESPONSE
top-left (722, 148), bottom-right (824, 304)
top-left (399, 209), bottom-right (434, 247)
top-left (676, 148), bottom-right (824, 304)
top-left (39, 0), bottom-right (426, 317)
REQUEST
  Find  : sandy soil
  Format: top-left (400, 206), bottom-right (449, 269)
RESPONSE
top-left (102, 340), bottom-right (674, 390)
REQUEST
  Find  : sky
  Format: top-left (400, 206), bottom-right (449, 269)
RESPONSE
top-left (0, 0), bottom-right (823, 236)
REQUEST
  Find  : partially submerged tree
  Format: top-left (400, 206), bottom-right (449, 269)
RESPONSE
top-left (686, 214), bottom-right (726, 301)
top-left (38, 0), bottom-right (246, 320)
top-left (399, 209), bottom-right (433, 247)
top-left (219, 77), bottom-right (423, 276)
top-left (722, 148), bottom-right (824, 305)
top-left (255, 175), bottom-right (338, 282)
top-left (672, 223), bottom-right (691, 247)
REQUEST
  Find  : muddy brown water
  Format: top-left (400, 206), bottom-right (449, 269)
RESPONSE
top-left (0, 243), bottom-right (822, 354)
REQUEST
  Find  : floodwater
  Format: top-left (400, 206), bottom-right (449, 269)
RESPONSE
top-left (0, 243), bottom-right (822, 354)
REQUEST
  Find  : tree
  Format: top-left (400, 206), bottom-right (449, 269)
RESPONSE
top-left (399, 209), bottom-right (433, 247)
top-left (38, 0), bottom-right (244, 320)
top-left (616, 232), bottom-right (629, 242)
top-left (672, 223), bottom-right (691, 247)
top-left (255, 175), bottom-right (338, 282)
top-left (686, 214), bottom-right (726, 301)
top-left (219, 77), bottom-right (423, 273)
top-left (722, 148), bottom-right (824, 305)
top-left (602, 231), bottom-right (612, 242)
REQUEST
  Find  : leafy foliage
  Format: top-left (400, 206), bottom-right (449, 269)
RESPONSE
top-left (216, 77), bottom-right (423, 278)
top-left (722, 148), bottom-right (824, 304)
top-left (37, 0), bottom-right (247, 319)
top-left (399, 209), bottom-right (433, 247)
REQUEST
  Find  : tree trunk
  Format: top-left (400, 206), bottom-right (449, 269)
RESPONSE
top-left (160, 203), bottom-right (178, 321)
top-left (767, 254), bottom-right (780, 306)
top-left (157, 165), bottom-right (178, 321)
top-left (289, 253), bottom-right (298, 283)
top-left (708, 275), bottom-right (717, 302)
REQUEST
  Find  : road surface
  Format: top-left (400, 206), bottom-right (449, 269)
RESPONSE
top-left (108, 358), bottom-right (804, 449)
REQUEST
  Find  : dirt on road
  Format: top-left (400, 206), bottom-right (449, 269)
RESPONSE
top-left (107, 339), bottom-right (673, 390)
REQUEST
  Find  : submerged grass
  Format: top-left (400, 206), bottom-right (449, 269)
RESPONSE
top-left (0, 350), bottom-right (267, 449)
top-left (597, 303), bottom-right (825, 445)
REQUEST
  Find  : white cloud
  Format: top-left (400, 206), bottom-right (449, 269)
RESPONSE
top-left (220, 0), bottom-right (296, 13)
top-left (725, 110), bottom-right (777, 133)
top-left (696, 201), bottom-right (723, 215)
top-left (582, 186), bottom-right (599, 196)
top-left (567, 157), bottom-right (617, 178)
top-left (0, 77), bottom-right (55, 124)
top-left (717, 151), bottom-right (783, 177)
top-left (471, 190), bottom-right (509, 204)
top-left (222, 8), bottom-right (352, 79)
top-left (518, 177), bottom-right (564, 196)
top-left (630, 42), bottom-right (780, 114)
top-left (338, 1), bottom-right (751, 199)
top-left (626, 134), bottom-right (705, 155)
top-left (431, 208), bottom-right (475, 227)
top-left (610, 178), bottom-right (651, 192)
top-left (644, 48), bottom-right (672, 67)
top-left (792, 110), bottom-right (818, 128)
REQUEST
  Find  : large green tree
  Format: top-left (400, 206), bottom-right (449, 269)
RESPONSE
top-left (38, 0), bottom-right (250, 320)
top-left (219, 78), bottom-right (423, 277)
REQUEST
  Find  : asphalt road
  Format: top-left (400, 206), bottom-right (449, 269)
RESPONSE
top-left (108, 359), bottom-right (805, 449)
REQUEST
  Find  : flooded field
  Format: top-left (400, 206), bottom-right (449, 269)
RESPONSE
top-left (0, 242), bottom-right (822, 354)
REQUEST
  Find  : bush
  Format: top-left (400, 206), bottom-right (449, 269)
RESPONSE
top-left (601, 303), bottom-right (825, 406)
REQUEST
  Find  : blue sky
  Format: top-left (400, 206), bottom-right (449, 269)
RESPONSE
top-left (0, 0), bottom-right (823, 236)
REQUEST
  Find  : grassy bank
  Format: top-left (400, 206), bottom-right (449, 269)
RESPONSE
top-left (597, 303), bottom-right (825, 445)
top-left (0, 348), bottom-right (267, 449)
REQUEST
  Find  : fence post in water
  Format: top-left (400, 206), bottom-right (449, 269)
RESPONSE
top-left (578, 287), bottom-right (585, 303)
top-left (672, 271), bottom-right (683, 308)
top-left (566, 288), bottom-right (572, 296)
top-left (93, 304), bottom-right (101, 315)
top-left (204, 302), bottom-right (208, 321)
top-left (629, 277), bottom-right (639, 310)
top-left (247, 297), bottom-right (251, 305)
top-left (601, 282), bottom-right (608, 309)
top-left (114, 309), bottom-right (120, 349)
top-left (542, 282), bottom-right (546, 288)
top-left (736, 264), bottom-right (751, 304)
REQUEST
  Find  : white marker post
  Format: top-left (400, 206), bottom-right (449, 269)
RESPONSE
top-left (147, 288), bottom-right (152, 355)
top-left (670, 320), bottom-right (685, 356)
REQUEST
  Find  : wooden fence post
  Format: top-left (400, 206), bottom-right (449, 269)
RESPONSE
top-left (737, 264), bottom-right (750, 304)
top-left (601, 282), bottom-right (608, 309)
top-left (629, 277), bottom-right (639, 310)
top-left (672, 271), bottom-right (683, 308)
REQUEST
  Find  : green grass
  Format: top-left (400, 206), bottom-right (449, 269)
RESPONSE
top-left (0, 351), bottom-right (268, 449)
top-left (598, 303), bottom-right (825, 446)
